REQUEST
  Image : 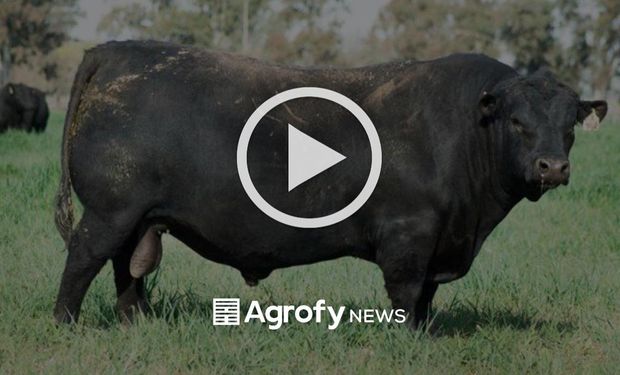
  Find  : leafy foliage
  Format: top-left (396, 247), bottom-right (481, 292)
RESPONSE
top-left (0, 0), bottom-right (79, 85)
top-left (262, 0), bottom-right (347, 65)
top-left (372, 0), bottom-right (500, 60)
top-left (98, 0), bottom-right (347, 66)
top-left (371, 0), bottom-right (620, 97)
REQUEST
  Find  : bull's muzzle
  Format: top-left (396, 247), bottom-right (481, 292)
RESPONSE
top-left (534, 157), bottom-right (570, 187)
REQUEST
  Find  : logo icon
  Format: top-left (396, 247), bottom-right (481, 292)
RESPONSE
top-left (237, 87), bottom-right (382, 228)
top-left (212, 298), bottom-right (241, 326)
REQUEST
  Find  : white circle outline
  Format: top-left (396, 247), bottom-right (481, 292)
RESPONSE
top-left (237, 87), bottom-right (382, 228)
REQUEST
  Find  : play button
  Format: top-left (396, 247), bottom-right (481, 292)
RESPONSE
top-left (237, 87), bottom-right (382, 228)
top-left (288, 124), bottom-right (346, 191)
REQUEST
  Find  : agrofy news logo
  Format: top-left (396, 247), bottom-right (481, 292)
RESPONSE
top-left (212, 298), bottom-right (406, 330)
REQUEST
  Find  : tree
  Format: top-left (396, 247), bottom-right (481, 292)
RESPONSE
top-left (99, 0), bottom-right (348, 66)
top-left (98, 0), bottom-right (272, 54)
top-left (0, 0), bottom-right (79, 86)
top-left (499, 0), bottom-right (558, 74)
top-left (574, 0), bottom-right (620, 97)
top-left (371, 0), bottom-right (619, 99)
top-left (370, 0), bottom-right (499, 62)
top-left (502, 0), bottom-right (620, 96)
top-left (262, 0), bottom-right (348, 65)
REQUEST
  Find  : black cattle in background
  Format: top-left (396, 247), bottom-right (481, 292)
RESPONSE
top-left (0, 83), bottom-right (50, 133)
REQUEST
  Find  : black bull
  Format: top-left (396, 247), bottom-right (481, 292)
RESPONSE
top-left (0, 83), bottom-right (49, 133)
top-left (53, 41), bottom-right (607, 327)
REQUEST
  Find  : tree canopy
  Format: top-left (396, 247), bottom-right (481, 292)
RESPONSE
top-left (98, 0), bottom-right (347, 66)
top-left (0, 0), bottom-right (79, 86)
top-left (370, 0), bottom-right (619, 97)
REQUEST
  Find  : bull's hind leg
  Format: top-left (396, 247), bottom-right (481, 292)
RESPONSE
top-left (112, 248), bottom-right (148, 323)
top-left (113, 226), bottom-right (164, 322)
top-left (54, 210), bottom-right (135, 324)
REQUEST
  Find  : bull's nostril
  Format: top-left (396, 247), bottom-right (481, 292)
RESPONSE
top-left (537, 159), bottom-right (550, 173)
top-left (561, 163), bottom-right (570, 175)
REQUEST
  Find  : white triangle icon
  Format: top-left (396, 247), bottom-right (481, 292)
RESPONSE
top-left (288, 124), bottom-right (346, 191)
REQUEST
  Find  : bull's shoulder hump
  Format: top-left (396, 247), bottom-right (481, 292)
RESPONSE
top-left (432, 53), bottom-right (513, 71)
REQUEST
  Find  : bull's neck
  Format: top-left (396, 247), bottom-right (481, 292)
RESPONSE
top-left (473, 111), bottom-right (522, 231)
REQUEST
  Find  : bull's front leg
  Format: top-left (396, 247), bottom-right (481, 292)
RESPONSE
top-left (414, 281), bottom-right (439, 327)
top-left (376, 220), bottom-right (438, 330)
top-left (20, 109), bottom-right (35, 133)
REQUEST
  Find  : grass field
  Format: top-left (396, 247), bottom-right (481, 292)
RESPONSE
top-left (0, 112), bottom-right (618, 374)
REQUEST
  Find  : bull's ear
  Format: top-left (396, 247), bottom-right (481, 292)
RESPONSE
top-left (479, 92), bottom-right (497, 118)
top-left (577, 100), bottom-right (608, 131)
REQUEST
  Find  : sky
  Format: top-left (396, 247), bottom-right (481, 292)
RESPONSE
top-left (72, 0), bottom-right (388, 47)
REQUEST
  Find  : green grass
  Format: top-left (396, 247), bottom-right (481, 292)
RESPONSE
top-left (0, 113), bottom-right (618, 374)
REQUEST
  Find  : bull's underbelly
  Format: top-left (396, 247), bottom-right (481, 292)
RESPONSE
top-left (167, 226), bottom-right (373, 286)
top-left (129, 214), bottom-right (484, 289)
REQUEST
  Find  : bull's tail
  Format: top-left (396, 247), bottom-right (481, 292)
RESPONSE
top-left (55, 50), bottom-right (99, 248)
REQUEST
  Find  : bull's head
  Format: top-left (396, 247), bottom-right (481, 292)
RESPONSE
top-left (479, 71), bottom-right (608, 201)
top-left (2, 83), bottom-right (21, 108)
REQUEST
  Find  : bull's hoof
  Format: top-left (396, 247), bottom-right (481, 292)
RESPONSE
top-left (408, 317), bottom-right (438, 335)
top-left (116, 299), bottom-right (150, 324)
top-left (53, 307), bottom-right (77, 325)
top-left (245, 278), bottom-right (259, 287)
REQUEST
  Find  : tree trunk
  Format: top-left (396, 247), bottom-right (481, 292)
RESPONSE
top-left (242, 0), bottom-right (249, 53)
top-left (591, 57), bottom-right (615, 99)
top-left (0, 43), bottom-right (11, 87)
